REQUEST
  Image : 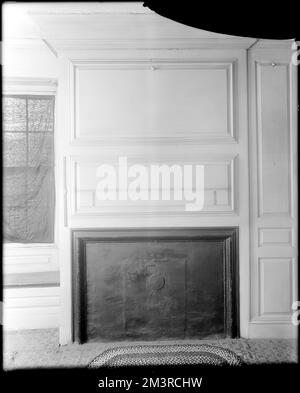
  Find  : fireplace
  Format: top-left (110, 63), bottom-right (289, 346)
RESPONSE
top-left (72, 228), bottom-right (239, 343)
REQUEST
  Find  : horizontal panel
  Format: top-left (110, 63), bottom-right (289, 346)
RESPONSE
top-left (259, 258), bottom-right (292, 316)
top-left (4, 295), bottom-right (60, 309)
top-left (4, 255), bottom-right (50, 265)
top-left (258, 228), bottom-right (292, 247)
top-left (4, 286), bottom-right (60, 299)
top-left (69, 155), bottom-right (236, 215)
top-left (72, 60), bottom-right (236, 143)
top-left (3, 251), bottom-right (58, 274)
top-left (4, 271), bottom-right (60, 288)
top-left (256, 62), bottom-right (291, 217)
top-left (4, 306), bottom-right (60, 317)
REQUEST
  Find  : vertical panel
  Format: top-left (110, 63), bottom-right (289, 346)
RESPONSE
top-left (259, 258), bottom-right (292, 315)
top-left (257, 63), bottom-right (291, 216)
top-left (249, 47), bottom-right (297, 338)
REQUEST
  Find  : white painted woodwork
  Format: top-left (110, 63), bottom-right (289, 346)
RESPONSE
top-left (24, 3), bottom-right (256, 52)
top-left (3, 287), bottom-right (60, 330)
top-left (248, 46), bottom-right (298, 339)
top-left (257, 63), bottom-right (291, 216)
top-left (70, 154), bottom-right (236, 215)
top-left (57, 46), bottom-right (250, 344)
top-left (74, 62), bottom-right (235, 143)
top-left (258, 228), bottom-right (293, 247)
top-left (3, 245), bottom-right (59, 274)
top-left (259, 258), bottom-right (293, 315)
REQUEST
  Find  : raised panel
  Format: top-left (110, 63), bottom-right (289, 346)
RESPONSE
top-left (4, 271), bottom-right (60, 287)
top-left (259, 258), bottom-right (292, 316)
top-left (70, 155), bottom-right (236, 215)
top-left (3, 247), bottom-right (58, 274)
top-left (256, 62), bottom-right (291, 216)
top-left (72, 61), bottom-right (236, 143)
top-left (258, 228), bottom-right (292, 247)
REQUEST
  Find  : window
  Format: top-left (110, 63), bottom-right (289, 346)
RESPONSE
top-left (3, 95), bottom-right (55, 243)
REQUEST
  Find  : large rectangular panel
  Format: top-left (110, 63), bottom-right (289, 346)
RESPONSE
top-left (72, 61), bottom-right (236, 143)
top-left (259, 258), bottom-right (292, 315)
top-left (256, 63), bottom-right (291, 216)
top-left (70, 155), bottom-right (236, 215)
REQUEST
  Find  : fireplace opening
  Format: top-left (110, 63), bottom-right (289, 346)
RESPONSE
top-left (72, 228), bottom-right (239, 343)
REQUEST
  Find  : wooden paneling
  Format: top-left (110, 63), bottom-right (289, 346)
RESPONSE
top-left (70, 155), bottom-right (237, 215)
top-left (248, 47), bottom-right (297, 337)
top-left (72, 60), bottom-right (236, 144)
top-left (3, 286), bottom-right (60, 330)
top-left (258, 228), bottom-right (292, 247)
top-left (4, 271), bottom-right (60, 288)
top-left (259, 258), bottom-right (293, 315)
top-left (57, 46), bottom-right (249, 344)
top-left (256, 62), bottom-right (291, 217)
top-left (72, 228), bottom-right (239, 343)
top-left (3, 245), bottom-right (59, 274)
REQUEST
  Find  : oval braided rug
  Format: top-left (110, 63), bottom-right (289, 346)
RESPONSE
top-left (88, 344), bottom-right (243, 367)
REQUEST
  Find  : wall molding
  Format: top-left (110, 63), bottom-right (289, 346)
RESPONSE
top-left (2, 77), bottom-right (58, 95)
top-left (50, 38), bottom-right (257, 52)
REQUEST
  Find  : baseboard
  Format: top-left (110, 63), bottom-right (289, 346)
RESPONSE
top-left (3, 286), bottom-right (60, 330)
top-left (248, 322), bottom-right (298, 339)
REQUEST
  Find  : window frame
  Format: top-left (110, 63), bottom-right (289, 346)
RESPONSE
top-left (3, 77), bottom-right (58, 249)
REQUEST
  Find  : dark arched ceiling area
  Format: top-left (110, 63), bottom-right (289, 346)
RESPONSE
top-left (143, 1), bottom-right (297, 40)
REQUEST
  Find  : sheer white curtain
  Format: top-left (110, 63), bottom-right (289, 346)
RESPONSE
top-left (3, 95), bottom-right (55, 243)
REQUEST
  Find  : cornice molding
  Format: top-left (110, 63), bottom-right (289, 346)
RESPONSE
top-left (49, 38), bottom-right (257, 52)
